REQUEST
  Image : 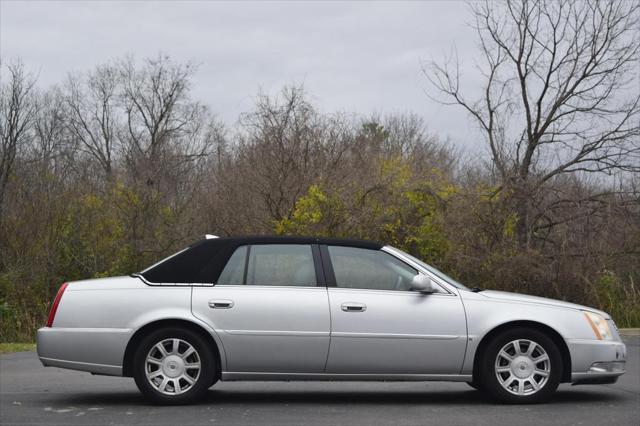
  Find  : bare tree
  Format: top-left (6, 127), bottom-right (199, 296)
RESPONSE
top-left (33, 87), bottom-right (67, 164)
top-left (425, 0), bottom-right (640, 247)
top-left (119, 55), bottom-right (207, 172)
top-left (65, 64), bottom-right (120, 179)
top-left (235, 86), bottom-right (326, 224)
top-left (0, 61), bottom-right (37, 215)
top-left (115, 56), bottom-right (215, 256)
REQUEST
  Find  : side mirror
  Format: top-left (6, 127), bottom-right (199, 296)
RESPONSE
top-left (411, 274), bottom-right (436, 293)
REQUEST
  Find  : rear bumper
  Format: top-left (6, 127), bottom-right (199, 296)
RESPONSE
top-left (37, 327), bottom-right (131, 376)
top-left (38, 356), bottom-right (122, 376)
top-left (567, 338), bottom-right (626, 384)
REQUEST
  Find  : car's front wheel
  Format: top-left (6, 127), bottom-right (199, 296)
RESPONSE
top-left (478, 328), bottom-right (562, 403)
top-left (133, 327), bottom-right (215, 405)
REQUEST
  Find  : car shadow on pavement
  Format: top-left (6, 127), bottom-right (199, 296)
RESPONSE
top-left (201, 389), bottom-right (625, 406)
top-left (51, 388), bottom-right (625, 407)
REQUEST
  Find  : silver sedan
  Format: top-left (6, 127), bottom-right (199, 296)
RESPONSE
top-left (37, 236), bottom-right (626, 404)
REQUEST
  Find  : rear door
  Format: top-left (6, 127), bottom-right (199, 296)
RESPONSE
top-left (322, 245), bottom-right (468, 375)
top-left (192, 244), bottom-right (330, 374)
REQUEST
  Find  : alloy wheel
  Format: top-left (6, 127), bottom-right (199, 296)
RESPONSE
top-left (145, 338), bottom-right (201, 395)
top-left (494, 339), bottom-right (550, 396)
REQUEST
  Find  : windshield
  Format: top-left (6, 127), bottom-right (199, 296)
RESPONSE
top-left (388, 246), bottom-right (470, 291)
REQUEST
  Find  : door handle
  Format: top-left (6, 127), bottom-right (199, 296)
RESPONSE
top-left (208, 299), bottom-right (234, 309)
top-left (341, 302), bottom-right (366, 312)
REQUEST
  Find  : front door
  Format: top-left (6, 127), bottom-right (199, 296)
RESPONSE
top-left (322, 245), bottom-right (468, 375)
top-left (192, 244), bottom-right (330, 374)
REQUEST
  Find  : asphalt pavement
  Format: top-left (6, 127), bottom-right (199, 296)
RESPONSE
top-left (1, 336), bottom-right (638, 426)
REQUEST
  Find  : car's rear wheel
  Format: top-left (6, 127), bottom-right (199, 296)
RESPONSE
top-left (133, 327), bottom-right (215, 405)
top-left (478, 328), bottom-right (562, 403)
top-left (465, 381), bottom-right (480, 390)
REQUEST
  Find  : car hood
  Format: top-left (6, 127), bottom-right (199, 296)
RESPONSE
top-left (474, 290), bottom-right (609, 318)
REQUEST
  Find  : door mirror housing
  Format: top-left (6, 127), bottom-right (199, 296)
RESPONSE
top-left (411, 274), bottom-right (437, 293)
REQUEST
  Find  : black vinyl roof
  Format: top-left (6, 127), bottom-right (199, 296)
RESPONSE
top-left (139, 235), bottom-right (382, 284)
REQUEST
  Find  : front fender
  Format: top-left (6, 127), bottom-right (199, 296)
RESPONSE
top-left (459, 291), bottom-right (597, 375)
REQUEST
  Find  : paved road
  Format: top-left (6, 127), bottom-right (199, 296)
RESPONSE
top-left (1, 336), bottom-right (638, 426)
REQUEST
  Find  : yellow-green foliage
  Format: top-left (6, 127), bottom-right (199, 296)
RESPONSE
top-left (0, 179), bottom-right (192, 342)
top-left (276, 185), bottom-right (342, 236)
top-left (593, 271), bottom-right (640, 326)
top-left (58, 189), bottom-right (134, 279)
top-left (276, 157), bottom-right (455, 266)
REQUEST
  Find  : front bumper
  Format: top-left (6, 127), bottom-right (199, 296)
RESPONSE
top-left (567, 338), bottom-right (626, 384)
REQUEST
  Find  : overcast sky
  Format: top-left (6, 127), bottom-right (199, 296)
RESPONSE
top-left (1, 0), bottom-right (484, 152)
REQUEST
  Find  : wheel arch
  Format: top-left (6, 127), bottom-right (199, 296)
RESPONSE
top-left (472, 320), bottom-right (572, 383)
top-left (122, 318), bottom-right (223, 379)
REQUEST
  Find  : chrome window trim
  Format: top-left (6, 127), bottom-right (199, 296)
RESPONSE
top-left (132, 274), bottom-right (213, 287)
top-left (201, 284), bottom-right (328, 291)
top-left (327, 286), bottom-right (455, 297)
top-left (134, 245), bottom-right (461, 294)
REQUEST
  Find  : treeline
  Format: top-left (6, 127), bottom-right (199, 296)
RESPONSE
top-left (0, 54), bottom-right (638, 342)
top-left (2, 1), bottom-right (640, 340)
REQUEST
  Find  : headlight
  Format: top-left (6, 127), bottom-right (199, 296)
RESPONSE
top-left (583, 311), bottom-right (613, 340)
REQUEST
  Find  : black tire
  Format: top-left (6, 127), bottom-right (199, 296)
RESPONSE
top-left (477, 327), bottom-right (562, 404)
top-left (466, 381), bottom-right (480, 390)
top-left (133, 327), bottom-right (215, 405)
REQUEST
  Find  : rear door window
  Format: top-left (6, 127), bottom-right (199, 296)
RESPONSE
top-left (247, 244), bottom-right (316, 286)
top-left (216, 244), bottom-right (317, 287)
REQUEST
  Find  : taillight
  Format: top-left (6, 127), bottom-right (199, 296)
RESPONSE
top-left (46, 282), bottom-right (68, 327)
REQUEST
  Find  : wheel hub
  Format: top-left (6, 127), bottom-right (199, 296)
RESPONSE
top-left (162, 355), bottom-right (185, 378)
top-left (511, 356), bottom-right (533, 379)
